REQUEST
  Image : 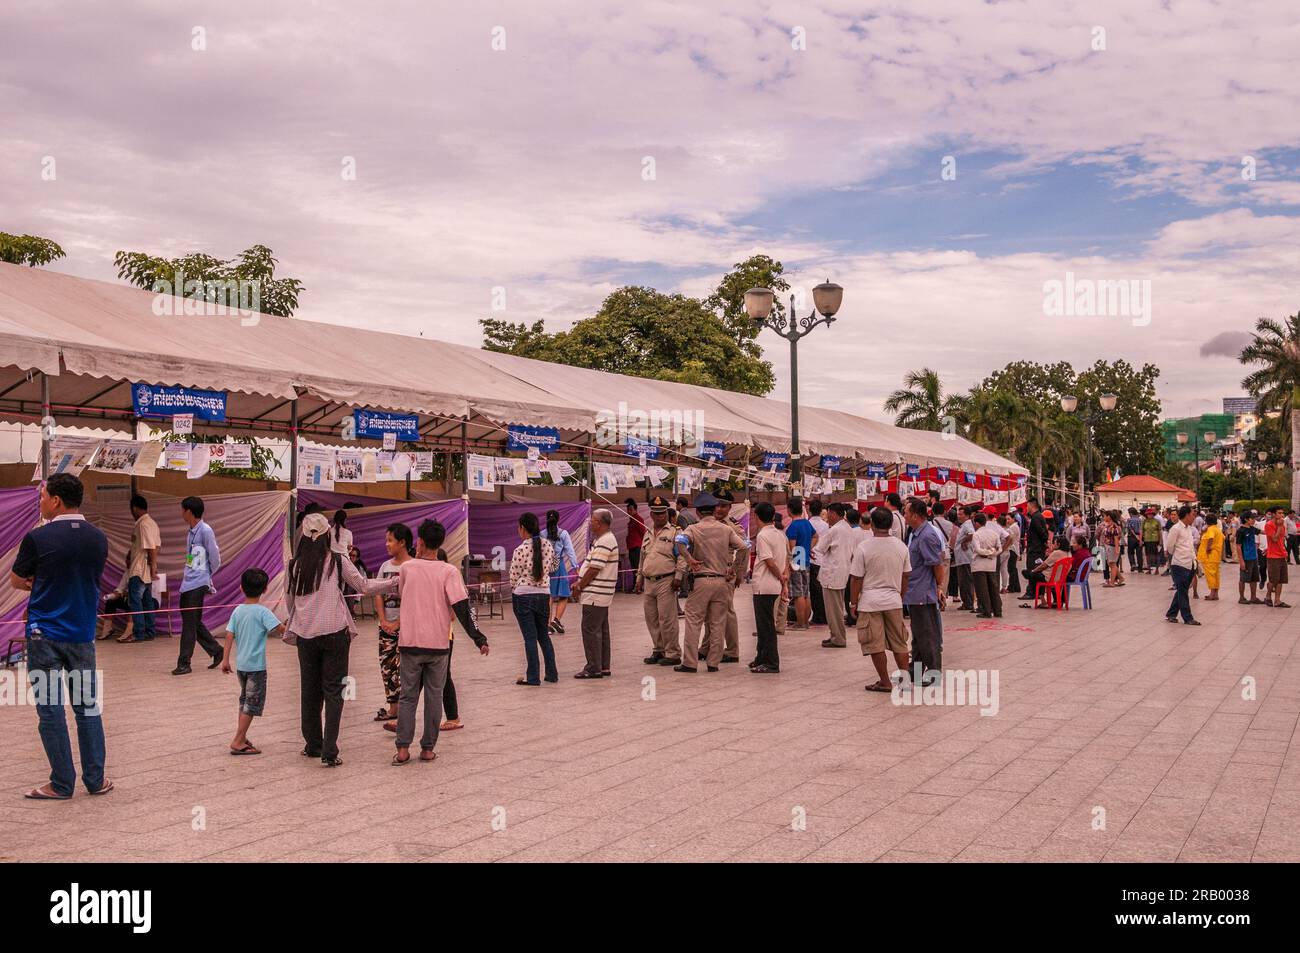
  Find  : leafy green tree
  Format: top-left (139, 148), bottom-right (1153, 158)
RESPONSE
top-left (114, 244), bottom-right (303, 317)
top-left (703, 253), bottom-right (789, 357)
top-left (1, 232), bottom-right (65, 267)
top-left (480, 277), bottom-right (777, 395)
top-left (1240, 310), bottom-right (1300, 511)
top-left (1074, 359), bottom-right (1163, 475)
top-left (883, 368), bottom-right (968, 430)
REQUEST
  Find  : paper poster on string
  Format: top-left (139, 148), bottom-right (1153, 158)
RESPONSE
top-left (90, 440), bottom-right (145, 475)
top-left (593, 463), bottom-right (617, 495)
top-left (335, 450), bottom-right (364, 482)
top-left (674, 466), bottom-right (699, 495)
top-left (1009, 486), bottom-right (1028, 507)
top-left (172, 414), bottom-right (193, 435)
top-left (211, 442), bottom-right (253, 469)
top-left (939, 480), bottom-right (958, 501)
top-left (411, 452), bottom-right (434, 476)
top-left (161, 443), bottom-right (192, 472)
top-left (188, 444), bottom-right (211, 480)
top-left (467, 453), bottom-right (494, 491)
top-left (33, 436), bottom-right (104, 480)
top-left (958, 484), bottom-right (983, 506)
top-left (296, 446), bottom-right (333, 489)
top-left (897, 479), bottom-right (915, 499)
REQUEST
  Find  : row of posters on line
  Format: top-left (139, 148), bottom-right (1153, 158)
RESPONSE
top-left (33, 436), bottom-right (256, 481)
top-left (465, 454), bottom-right (585, 492)
top-left (297, 447), bottom-right (437, 490)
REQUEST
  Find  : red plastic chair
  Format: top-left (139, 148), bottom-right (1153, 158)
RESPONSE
top-left (1035, 558), bottom-right (1071, 610)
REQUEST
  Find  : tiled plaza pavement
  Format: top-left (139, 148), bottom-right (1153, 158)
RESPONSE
top-left (2, 570), bottom-right (1299, 863)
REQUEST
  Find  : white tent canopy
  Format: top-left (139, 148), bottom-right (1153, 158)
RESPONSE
top-left (0, 262), bottom-right (1025, 473)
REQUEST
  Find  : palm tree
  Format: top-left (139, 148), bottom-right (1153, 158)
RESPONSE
top-left (884, 368), bottom-right (966, 430)
top-left (1019, 408), bottom-right (1074, 500)
top-left (1240, 311), bottom-right (1300, 511)
top-left (963, 387), bottom-right (1026, 459)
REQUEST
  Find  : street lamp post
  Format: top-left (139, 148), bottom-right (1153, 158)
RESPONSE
top-left (1175, 429), bottom-right (1217, 502)
top-left (1251, 450), bottom-right (1267, 507)
top-left (1059, 393), bottom-right (1118, 515)
top-left (745, 280), bottom-right (844, 485)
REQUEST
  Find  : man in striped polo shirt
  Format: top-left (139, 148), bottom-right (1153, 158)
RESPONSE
top-left (572, 508), bottom-right (620, 679)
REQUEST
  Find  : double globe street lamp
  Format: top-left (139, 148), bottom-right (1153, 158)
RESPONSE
top-left (1059, 392), bottom-right (1118, 514)
top-left (1176, 429), bottom-right (1217, 501)
top-left (744, 280), bottom-right (844, 484)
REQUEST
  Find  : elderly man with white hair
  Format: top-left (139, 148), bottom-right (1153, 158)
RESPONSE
top-left (572, 508), bottom-right (620, 679)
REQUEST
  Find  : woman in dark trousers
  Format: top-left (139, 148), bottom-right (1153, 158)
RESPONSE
top-left (511, 512), bottom-right (558, 685)
top-left (285, 512), bottom-right (394, 766)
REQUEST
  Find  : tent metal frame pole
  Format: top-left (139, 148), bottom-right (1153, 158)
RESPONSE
top-left (288, 398), bottom-right (299, 535)
top-left (40, 372), bottom-right (50, 482)
top-left (459, 420), bottom-right (468, 499)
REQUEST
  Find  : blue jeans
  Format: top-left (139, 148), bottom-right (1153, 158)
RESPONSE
top-left (127, 575), bottom-right (157, 639)
top-left (1167, 564), bottom-right (1194, 622)
top-left (513, 593), bottom-right (557, 684)
top-left (26, 636), bottom-right (106, 796)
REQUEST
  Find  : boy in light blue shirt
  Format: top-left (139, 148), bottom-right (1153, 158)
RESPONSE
top-left (221, 568), bottom-right (283, 755)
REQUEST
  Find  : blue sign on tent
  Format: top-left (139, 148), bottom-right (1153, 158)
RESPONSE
top-left (935, 467), bottom-right (951, 483)
top-left (132, 383), bottom-right (227, 422)
top-left (701, 441), bottom-right (726, 462)
top-left (763, 452), bottom-right (789, 470)
top-left (353, 410), bottom-right (420, 440)
top-left (820, 455), bottom-right (841, 472)
top-left (506, 425), bottom-right (560, 453)
top-left (866, 463), bottom-right (886, 478)
top-left (626, 435), bottom-right (659, 460)
top-left (905, 463), bottom-right (920, 478)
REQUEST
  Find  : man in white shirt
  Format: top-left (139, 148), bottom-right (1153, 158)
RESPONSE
top-left (969, 511), bottom-right (1004, 618)
top-left (1164, 505), bottom-right (1200, 626)
top-left (749, 502), bottom-right (787, 673)
top-left (573, 509), bottom-right (620, 676)
top-left (850, 506), bottom-right (911, 692)
top-left (120, 494), bottom-right (161, 642)
top-left (807, 499), bottom-right (830, 626)
top-left (814, 503), bottom-right (855, 648)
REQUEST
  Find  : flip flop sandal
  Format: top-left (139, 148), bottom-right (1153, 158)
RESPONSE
top-left (230, 743), bottom-right (261, 756)
top-left (515, 677), bottom-right (540, 686)
top-left (419, 750), bottom-right (438, 762)
top-left (373, 709), bottom-right (391, 721)
top-left (88, 781), bottom-right (114, 796)
top-left (439, 722), bottom-right (463, 731)
top-left (865, 683), bottom-right (894, 693)
top-left (25, 787), bottom-right (72, 800)
top-left (392, 751), bottom-right (412, 766)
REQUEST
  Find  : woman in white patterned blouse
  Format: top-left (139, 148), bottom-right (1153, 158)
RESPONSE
top-left (510, 512), bottom-right (557, 686)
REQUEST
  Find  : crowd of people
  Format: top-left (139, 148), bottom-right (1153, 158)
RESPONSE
top-left (12, 470), bottom-right (1293, 800)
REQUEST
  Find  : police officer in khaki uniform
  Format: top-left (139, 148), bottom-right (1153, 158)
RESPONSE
top-left (715, 489), bottom-right (748, 664)
top-left (635, 496), bottom-right (681, 666)
top-left (674, 491), bottom-right (746, 672)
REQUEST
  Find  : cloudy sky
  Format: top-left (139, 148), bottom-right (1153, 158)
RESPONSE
top-left (3, 0), bottom-right (1298, 422)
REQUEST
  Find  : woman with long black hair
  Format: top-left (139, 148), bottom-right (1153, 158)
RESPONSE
top-left (511, 512), bottom-right (558, 685)
top-left (330, 509), bottom-right (353, 555)
top-left (285, 512), bottom-right (394, 766)
top-left (544, 508), bottom-right (578, 634)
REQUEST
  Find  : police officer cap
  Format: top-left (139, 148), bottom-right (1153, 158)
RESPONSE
top-left (693, 491), bottom-right (719, 509)
top-left (714, 488), bottom-right (735, 503)
top-left (649, 495), bottom-right (670, 512)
